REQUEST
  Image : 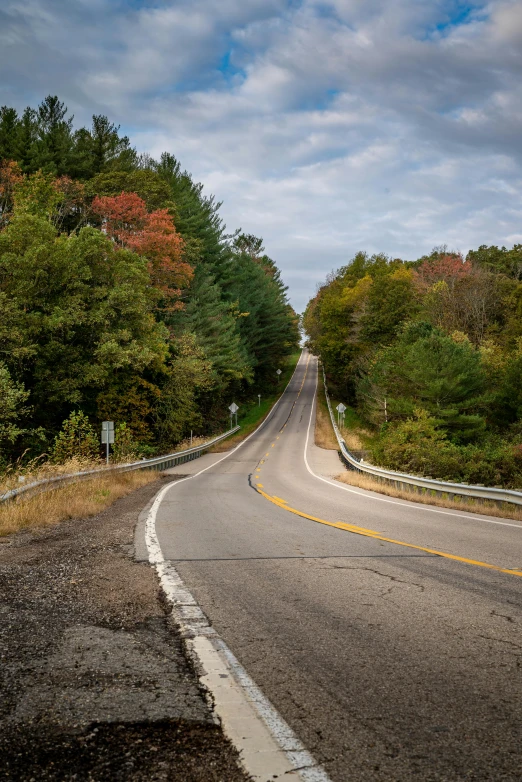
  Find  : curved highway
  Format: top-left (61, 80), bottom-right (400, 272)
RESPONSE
top-left (154, 351), bottom-right (522, 781)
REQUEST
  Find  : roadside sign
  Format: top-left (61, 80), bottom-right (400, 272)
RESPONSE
top-left (101, 421), bottom-right (115, 444)
top-left (229, 403), bottom-right (239, 414)
top-left (101, 421), bottom-right (114, 465)
top-left (336, 403), bottom-right (346, 413)
top-left (276, 369), bottom-right (282, 375)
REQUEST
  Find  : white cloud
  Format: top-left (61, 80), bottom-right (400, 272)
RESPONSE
top-left (1, 0), bottom-right (522, 310)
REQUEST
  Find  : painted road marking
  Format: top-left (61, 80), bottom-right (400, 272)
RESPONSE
top-left (143, 352), bottom-right (331, 782)
top-left (144, 490), bottom-right (330, 782)
top-left (272, 496), bottom-right (288, 504)
top-left (301, 369), bottom-right (522, 531)
top-left (256, 483), bottom-right (264, 488)
top-left (267, 366), bottom-right (522, 578)
top-left (254, 487), bottom-right (522, 578)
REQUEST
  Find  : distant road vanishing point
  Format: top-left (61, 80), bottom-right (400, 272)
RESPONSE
top-left (142, 350), bottom-right (522, 782)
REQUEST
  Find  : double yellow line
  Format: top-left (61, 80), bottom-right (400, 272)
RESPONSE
top-left (255, 485), bottom-right (522, 579)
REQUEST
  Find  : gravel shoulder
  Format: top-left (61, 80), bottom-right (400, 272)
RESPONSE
top-left (0, 477), bottom-right (249, 781)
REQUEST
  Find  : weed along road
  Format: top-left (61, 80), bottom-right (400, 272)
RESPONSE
top-left (140, 351), bottom-right (522, 782)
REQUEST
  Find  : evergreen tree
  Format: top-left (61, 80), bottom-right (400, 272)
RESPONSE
top-left (33, 96), bottom-right (74, 175)
top-left (358, 323), bottom-right (487, 442)
top-left (0, 107), bottom-right (19, 161)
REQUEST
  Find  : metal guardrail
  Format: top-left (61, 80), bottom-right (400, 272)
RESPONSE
top-left (321, 366), bottom-right (522, 509)
top-left (0, 426), bottom-right (240, 505)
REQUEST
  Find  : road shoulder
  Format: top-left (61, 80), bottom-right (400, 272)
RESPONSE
top-left (0, 477), bottom-right (249, 781)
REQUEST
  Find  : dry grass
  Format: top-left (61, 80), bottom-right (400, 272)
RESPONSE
top-left (341, 429), bottom-right (364, 451)
top-left (173, 435), bottom-right (215, 453)
top-left (336, 470), bottom-right (522, 522)
top-left (0, 456), bottom-right (115, 498)
top-left (0, 470), bottom-right (158, 537)
top-left (315, 381), bottom-right (339, 450)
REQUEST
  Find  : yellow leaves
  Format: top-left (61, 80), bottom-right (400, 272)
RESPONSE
top-left (340, 274), bottom-right (372, 309)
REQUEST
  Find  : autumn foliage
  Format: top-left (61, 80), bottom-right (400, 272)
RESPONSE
top-left (0, 160), bottom-right (23, 226)
top-left (92, 192), bottom-right (192, 306)
top-left (415, 253), bottom-right (472, 287)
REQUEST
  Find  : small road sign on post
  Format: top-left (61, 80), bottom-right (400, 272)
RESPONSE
top-left (101, 421), bottom-right (115, 465)
top-left (229, 402), bottom-right (239, 427)
top-left (276, 369), bottom-right (282, 383)
top-left (336, 403), bottom-right (346, 429)
top-left (258, 394), bottom-right (261, 407)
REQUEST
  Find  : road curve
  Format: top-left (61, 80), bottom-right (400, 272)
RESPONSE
top-left (152, 351), bottom-right (522, 781)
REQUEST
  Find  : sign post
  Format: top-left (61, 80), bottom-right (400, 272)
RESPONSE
top-left (335, 403), bottom-right (346, 430)
top-left (101, 421), bottom-right (115, 465)
top-left (276, 368), bottom-right (282, 383)
top-left (229, 402), bottom-right (239, 428)
top-left (258, 394), bottom-right (261, 407)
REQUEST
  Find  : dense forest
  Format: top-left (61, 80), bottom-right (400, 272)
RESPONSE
top-left (0, 96), bottom-right (299, 466)
top-left (304, 246), bottom-right (522, 489)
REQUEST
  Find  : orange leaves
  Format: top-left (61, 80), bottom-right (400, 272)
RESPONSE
top-left (0, 161), bottom-right (23, 226)
top-left (92, 192), bottom-right (148, 245)
top-left (91, 191), bottom-right (192, 307)
top-left (416, 253), bottom-right (472, 288)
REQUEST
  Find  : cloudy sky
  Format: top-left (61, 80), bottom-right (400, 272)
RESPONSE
top-left (1, 1), bottom-right (522, 310)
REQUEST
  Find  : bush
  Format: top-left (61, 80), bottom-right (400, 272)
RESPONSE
top-left (371, 410), bottom-right (522, 489)
top-left (52, 411), bottom-right (99, 463)
top-left (112, 422), bottom-right (141, 462)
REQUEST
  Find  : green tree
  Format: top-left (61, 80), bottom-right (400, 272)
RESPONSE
top-left (32, 96), bottom-right (74, 176)
top-left (0, 107), bottom-right (19, 162)
top-left (468, 244), bottom-right (522, 281)
top-left (152, 334), bottom-right (214, 447)
top-left (360, 266), bottom-right (417, 345)
top-left (0, 362), bottom-right (30, 463)
top-left (0, 212), bottom-right (168, 439)
top-left (179, 265), bottom-right (252, 387)
top-left (358, 323), bottom-right (486, 442)
top-left (52, 410), bottom-right (99, 462)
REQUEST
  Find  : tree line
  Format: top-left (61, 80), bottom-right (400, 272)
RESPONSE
top-left (304, 245), bottom-right (522, 488)
top-left (0, 96), bottom-right (299, 466)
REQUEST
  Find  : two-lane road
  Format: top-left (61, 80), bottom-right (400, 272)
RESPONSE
top-left (150, 351), bottom-right (522, 781)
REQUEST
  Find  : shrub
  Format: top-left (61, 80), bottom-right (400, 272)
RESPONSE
top-left (112, 422), bottom-right (140, 462)
top-left (371, 410), bottom-right (522, 489)
top-left (52, 411), bottom-right (99, 463)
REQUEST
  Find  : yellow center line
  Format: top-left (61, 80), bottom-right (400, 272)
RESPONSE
top-left (256, 483), bottom-right (264, 488)
top-left (272, 496), bottom-right (288, 504)
top-left (255, 488), bottom-right (522, 579)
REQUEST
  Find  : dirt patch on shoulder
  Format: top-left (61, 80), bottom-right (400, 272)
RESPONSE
top-left (0, 478), bottom-right (249, 781)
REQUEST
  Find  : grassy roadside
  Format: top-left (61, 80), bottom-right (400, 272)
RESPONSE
top-left (210, 351), bottom-right (302, 452)
top-left (337, 470), bottom-right (522, 521)
top-left (317, 366), bottom-right (522, 521)
top-left (0, 470), bottom-right (158, 537)
top-left (315, 368), bottom-right (370, 452)
top-left (315, 376), bottom-right (338, 450)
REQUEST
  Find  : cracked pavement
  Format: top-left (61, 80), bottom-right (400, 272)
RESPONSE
top-left (0, 479), bottom-right (249, 781)
top-left (146, 352), bottom-right (522, 781)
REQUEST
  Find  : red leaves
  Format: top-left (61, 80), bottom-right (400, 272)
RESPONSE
top-left (92, 192), bottom-right (192, 306)
top-left (416, 253), bottom-right (472, 287)
top-left (0, 161), bottom-right (23, 226)
top-left (92, 192), bottom-right (148, 245)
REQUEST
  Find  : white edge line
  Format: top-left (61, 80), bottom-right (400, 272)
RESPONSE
top-left (304, 361), bottom-right (522, 531)
top-left (144, 352), bottom-right (333, 782)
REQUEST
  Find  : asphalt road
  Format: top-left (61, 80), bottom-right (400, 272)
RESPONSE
top-left (152, 351), bottom-right (522, 781)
